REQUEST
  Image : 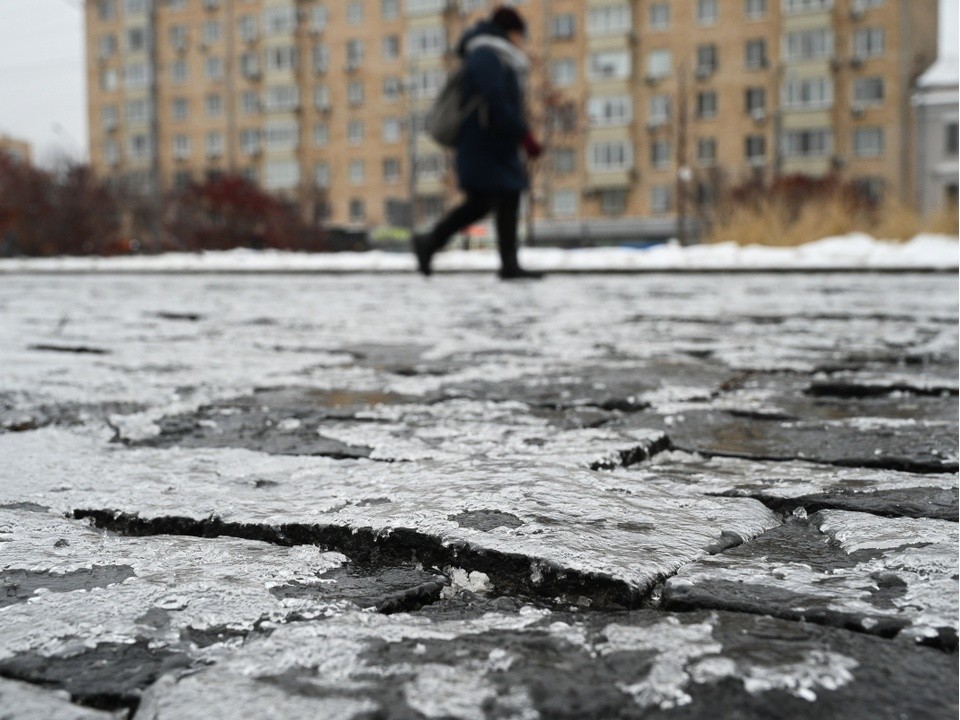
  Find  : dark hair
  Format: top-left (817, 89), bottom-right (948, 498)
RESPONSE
top-left (491, 6), bottom-right (527, 35)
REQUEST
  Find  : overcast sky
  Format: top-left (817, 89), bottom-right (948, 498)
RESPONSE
top-left (0, 0), bottom-right (956, 167)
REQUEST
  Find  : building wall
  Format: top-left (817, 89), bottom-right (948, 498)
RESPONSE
top-left (0, 136), bottom-right (32, 164)
top-left (85, 0), bottom-right (939, 236)
top-left (915, 85), bottom-right (960, 216)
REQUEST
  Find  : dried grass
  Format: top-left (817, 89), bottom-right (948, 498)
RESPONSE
top-left (706, 194), bottom-right (959, 246)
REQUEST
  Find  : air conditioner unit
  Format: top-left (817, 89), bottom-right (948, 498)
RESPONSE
top-left (750, 109), bottom-right (766, 122)
top-left (850, 56), bottom-right (864, 68)
top-left (851, 104), bottom-right (865, 118)
top-left (644, 74), bottom-right (660, 86)
top-left (646, 119), bottom-right (666, 130)
top-left (850, 8), bottom-right (864, 20)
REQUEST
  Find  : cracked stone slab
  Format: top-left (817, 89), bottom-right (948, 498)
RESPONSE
top-left (0, 677), bottom-right (122, 720)
top-left (641, 409), bottom-right (958, 473)
top-left (618, 451), bottom-right (959, 520)
top-left (0, 429), bottom-right (778, 606)
top-left (662, 510), bottom-right (959, 649)
top-left (0, 510), bottom-right (444, 671)
top-left (132, 608), bottom-right (958, 720)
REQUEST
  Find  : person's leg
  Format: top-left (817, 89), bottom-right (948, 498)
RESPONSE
top-left (414, 192), bottom-right (492, 276)
top-left (492, 191), bottom-right (521, 274)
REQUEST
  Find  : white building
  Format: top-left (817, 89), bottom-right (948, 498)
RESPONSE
top-left (913, 56), bottom-right (959, 217)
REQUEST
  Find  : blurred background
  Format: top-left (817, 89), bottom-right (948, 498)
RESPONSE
top-left (0, 0), bottom-right (956, 255)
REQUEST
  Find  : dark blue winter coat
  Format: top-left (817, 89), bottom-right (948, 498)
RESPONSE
top-left (454, 23), bottom-right (530, 193)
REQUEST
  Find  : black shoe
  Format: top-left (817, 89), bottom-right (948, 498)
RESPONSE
top-left (498, 267), bottom-right (545, 281)
top-left (412, 235), bottom-right (433, 277)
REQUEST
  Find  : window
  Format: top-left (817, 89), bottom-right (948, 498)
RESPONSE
top-left (697, 91), bottom-right (718, 119)
top-left (853, 127), bottom-right (884, 157)
top-left (745, 135), bottom-right (766, 163)
top-left (782, 77), bottom-right (833, 110)
top-left (347, 40), bottom-right (365, 68)
top-left (382, 0), bottom-right (400, 20)
top-left (589, 50), bottom-right (631, 80)
top-left (315, 162), bottom-right (331, 188)
top-left (601, 189), bottom-right (627, 216)
top-left (698, 138), bottom-right (717, 166)
top-left (587, 96), bottom-right (633, 127)
top-left (853, 77), bottom-right (884, 106)
top-left (311, 6), bottom-right (328, 32)
top-left (408, 27), bottom-right (445, 58)
top-left (241, 90), bottom-right (260, 114)
top-left (348, 81), bottom-right (365, 106)
top-left (203, 20), bottom-right (221, 45)
top-left (264, 85), bottom-right (299, 112)
top-left (552, 148), bottom-right (576, 174)
top-left (102, 105), bottom-right (119, 130)
top-left (314, 85), bottom-right (330, 109)
top-left (126, 26), bottom-right (147, 52)
top-left (552, 190), bottom-right (578, 217)
top-left (697, 0), bottom-right (718, 25)
top-left (383, 117), bottom-right (402, 143)
top-left (101, 68), bottom-right (119, 91)
top-left (649, 95), bottom-right (670, 125)
top-left (745, 0), bottom-right (767, 19)
top-left (266, 46), bottom-right (297, 72)
top-left (745, 39), bottom-right (767, 69)
top-left (383, 158), bottom-right (401, 183)
top-left (171, 60), bottom-right (188, 84)
top-left (853, 177), bottom-right (884, 203)
top-left (348, 120), bottom-right (364, 145)
top-left (205, 131), bottom-right (224, 158)
top-left (126, 98), bottom-right (151, 124)
top-left (411, 69), bottom-right (446, 99)
top-left (418, 154), bottom-right (445, 181)
top-left (589, 141), bottom-right (633, 172)
top-left (99, 34), bottom-right (118, 59)
top-left (647, 50), bottom-right (672, 79)
top-left (98, 1), bottom-right (116, 21)
top-left (173, 134), bottom-right (191, 160)
top-left (349, 199), bottom-right (365, 223)
top-left (782, 129), bottom-right (832, 157)
top-left (551, 14), bottom-right (575, 40)
top-left (650, 3), bottom-right (670, 30)
top-left (651, 140), bottom-right (671, 168)
top-left (124, 62), bottom-right (150, 89)
top-left (383, 35), bottom-right (400, 60)
top-left (104, 139), bottom-right (120, 165)
top-left (852, 0), bottom-right (884, 10)
top-left (551, 59), bottom-right (576, 86)
top-left (129, 132), bottom-right (152, 159)
top-left (696, 45), bottom-right (718, 74)
top-left (169, 25), bottom-right (187, 50)
top-left (240, 52), bottom-right (259, 78)
top-left (263, 7), bottom-right (296, 35)
top-left (124, 0), bottom-right (146, 16)
top-left (548, 103), bottom-right (578, 134)
top-left (745, 87), bottom-right (766, 114)
top-left (265, 121), bottom-right (298, 151)
top-left (784, 29), bottom-right (834, 61)
top-left (853, 28), bottom-right (885, 59)
top-left (349, 160), bottom-right (365, 185)
top-left (313, 123), bottom-right (329, 147)
top-left (313, 45), bottom-right (329, 73)
top-left (240, 129), bottom-right (260, 155)
top-left (650, 186), bottom-right (672, 214)
top-left (783, 0), bottom-right (834, 13)
top-left (238, 15), bottom-right (257, 42)
top-left (407, 0), bottom-right (446, 15)
top-left (205, 57), bottom-right (224, 81)
top-left (587, 5), bottom-right (631, 35)
top-left (347, 2), bottom-right (363, 25)
top-left (383, 77), bottom-right (403, 102)
top-left (947, 123), bottom-right (959, 156)
top-left (265, 161), bottom-right (299, 190)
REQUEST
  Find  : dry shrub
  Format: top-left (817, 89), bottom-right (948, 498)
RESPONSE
top-left (706, 174), bottom-right (958, 246)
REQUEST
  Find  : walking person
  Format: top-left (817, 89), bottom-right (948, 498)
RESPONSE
top-left (413, 6), bottom-right (546, 280)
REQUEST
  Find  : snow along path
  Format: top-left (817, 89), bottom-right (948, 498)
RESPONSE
top-left (0, 233), bottom-right (956, 273)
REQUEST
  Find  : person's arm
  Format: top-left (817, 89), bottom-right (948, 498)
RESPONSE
top-left (465, 48), bottom-right (529, 142)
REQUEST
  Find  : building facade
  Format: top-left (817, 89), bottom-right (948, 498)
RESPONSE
top-left (913, 56), bottom-right (959, 217)
top-left (0, 136), bottom-right (32, 165)
top-left (86, 0), bottom-right (938, 240)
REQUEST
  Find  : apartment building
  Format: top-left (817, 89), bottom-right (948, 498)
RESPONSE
top-left (0, 135), bottom-right (33, 165)
top-left (86, 0), bottom-right (938, 240)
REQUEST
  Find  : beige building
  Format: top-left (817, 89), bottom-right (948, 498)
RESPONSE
top-left (85, 0), bottom-right (938, 241)
top-left (0, 135), bottom-right (32, 165)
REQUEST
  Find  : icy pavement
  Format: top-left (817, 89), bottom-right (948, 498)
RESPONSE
top-left (0, 272), bottom-right (956, 719)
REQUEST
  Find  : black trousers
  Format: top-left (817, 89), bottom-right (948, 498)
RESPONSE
top-left (428, 191), bottom-right (521, 272)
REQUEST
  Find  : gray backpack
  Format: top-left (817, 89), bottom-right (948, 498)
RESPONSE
top-left (427, 61), bottom-right (496, 147)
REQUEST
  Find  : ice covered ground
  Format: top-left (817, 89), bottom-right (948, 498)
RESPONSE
top-left (0, 232), bottom-right (956, 273)
top-left (0, 272), bottom-right (957, 719)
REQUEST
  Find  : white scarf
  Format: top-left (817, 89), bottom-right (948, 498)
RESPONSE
top-left (465, 34), bottom-right (530, 90)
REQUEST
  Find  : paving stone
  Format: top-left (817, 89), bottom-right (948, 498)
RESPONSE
top-left (662, 510), bottom-right (959, 649)
top-left (132, 608), bottom-right (958, 720)
top-left (0, 677), bottom-right (122, 720)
